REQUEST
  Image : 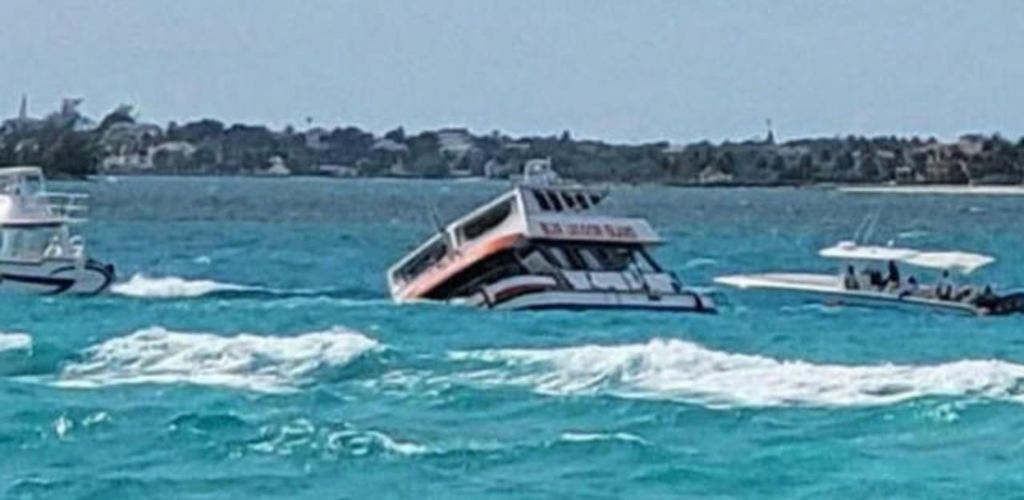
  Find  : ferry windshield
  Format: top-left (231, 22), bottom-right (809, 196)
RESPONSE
top-left (0, 174), bottom-right (43, 196)
top-left (0, 227), bottom-right (65, 261)
top-left (393, 238), bottom-right (446, 284)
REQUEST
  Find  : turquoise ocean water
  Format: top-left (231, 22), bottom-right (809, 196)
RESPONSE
top-left (3, 176), bottom-right (1024, 499)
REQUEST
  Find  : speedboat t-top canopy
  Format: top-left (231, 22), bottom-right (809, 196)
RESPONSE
top-left (818, 241), bottom-right (995, 274)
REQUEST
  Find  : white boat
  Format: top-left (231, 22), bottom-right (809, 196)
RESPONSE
top-left (715, 241), bottom-right (1024, 316)
top-left (387, 159), bottom-right (714, 313)
top-left (0, 167), bottom-right (114, 295)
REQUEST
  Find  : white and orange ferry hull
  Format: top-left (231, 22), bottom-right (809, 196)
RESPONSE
top-left (460, 289), bottom-right (715, 313)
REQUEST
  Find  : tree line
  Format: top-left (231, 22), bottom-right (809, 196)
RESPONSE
top-left (2, 103), bottom-right (1022, 185)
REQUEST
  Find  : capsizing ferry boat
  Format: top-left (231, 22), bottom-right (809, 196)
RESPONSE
top-left (715, 241), bottom-right (1024, 316)
top-left (0, 166), bottom-right (114, 294)
top-left (387, 159), bottom-right (714, 312)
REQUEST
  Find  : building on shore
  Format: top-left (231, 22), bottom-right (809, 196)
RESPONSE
top-left (317, 164), bottom-right (359, 177)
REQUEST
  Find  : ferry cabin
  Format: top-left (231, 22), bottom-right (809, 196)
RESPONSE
top-left (0, 167), bottom-right (85, 263)
top-left (0, 166), bottom-right (113, 295)
top-left (388, 184), bottom-right (696, 308)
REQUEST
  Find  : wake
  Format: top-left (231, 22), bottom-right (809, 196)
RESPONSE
top-left (110, 274), bottom-right (255, 298)
top-left (109, 273), bottom-right (377, 302)
top-left (450, 338), bottom-right (1024, 408)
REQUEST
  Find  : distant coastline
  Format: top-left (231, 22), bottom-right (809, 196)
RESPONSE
top-left (3, 96), bottom-right (1023, 187)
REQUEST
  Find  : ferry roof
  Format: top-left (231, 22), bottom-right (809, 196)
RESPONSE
top-left (0, 166), bottom-right (43, 178)
top-left (819, 241), bottom-right (994, 273)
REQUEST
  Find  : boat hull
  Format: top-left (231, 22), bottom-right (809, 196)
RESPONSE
top-left (0, 258), bottom-right (115, 295)
top-left (772, 286), bottom-right (981, 315)
top-left (465, 290), bottom-right (715, 313)
top-left (715, 273), bottom-right (1018, 316)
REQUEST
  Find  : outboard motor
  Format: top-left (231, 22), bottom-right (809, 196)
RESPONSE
top-left (991, 292), bottom-right (1024, 315)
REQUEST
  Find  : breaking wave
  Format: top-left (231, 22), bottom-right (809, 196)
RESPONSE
top-left (450, 338), bottom-right (1024, 408)
top-left (0, 333), bottom-right (32, 352)
top-left (55, 326), bottom-right (379, 393)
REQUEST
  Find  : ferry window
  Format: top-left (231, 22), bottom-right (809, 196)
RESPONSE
top-left (563, 248), bottom-right (587, 270)
top-left (0, 230), bottom-right (19, 259)
top-left (23, 175), bottom-right (43, 195)
top-left (517, 248), bottom-right (558, 274)
top-left (1, 228), bottom-right (56, 261)
top-left (462, 201), bottom-right (512, 240)
top-left (592, 247), bottom-right (631, 271)
top-left (401, 240), bottom-right (446, 279)
top-left (575, 194), bottom-right (590, 209)
top-left (533, 191), bottom-right (552, 211)
top-left (562, 193), bottom-right (576, 209)
top-left (547, 247), bottom-right (572, 269)
top-left (577, 248), bottom-right (603, 271)
top-left (547, 192), bottom-right (564, 212)
top-left (633, 249), bottom-right (661, 273)
top-left (589, 194), bottom-right (602, 206)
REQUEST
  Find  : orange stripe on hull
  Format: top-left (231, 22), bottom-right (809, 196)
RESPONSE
top-left (397, 233), bottom-right (524, 301)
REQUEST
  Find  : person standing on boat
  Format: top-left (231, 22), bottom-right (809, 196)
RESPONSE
top-left (935, 270), bottom-right (955, 300)
top-left (842, 265), bottom-right (860, 290)
top-left (863, 267), bottom-right (884, 290)
top-left (43, 234), bottom-right (63, 259)
top-left (885, 260), bottom-right (901, 291)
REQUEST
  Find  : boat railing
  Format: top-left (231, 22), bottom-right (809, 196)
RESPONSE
top-left (561, 269), bottom-right (679, 295)
top-left (41, 192), bottom-right (90, 222)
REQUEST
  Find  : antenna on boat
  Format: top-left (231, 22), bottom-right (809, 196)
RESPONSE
top-left (853, 208), bottom-right (882, 245)
top-left (429, 205), bottom-right (444, 233)
top-left (428, 205), bottom-right (453, 250)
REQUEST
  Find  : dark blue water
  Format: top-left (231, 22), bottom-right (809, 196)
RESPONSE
top-left (3, 177), bottom-right (1024, 499)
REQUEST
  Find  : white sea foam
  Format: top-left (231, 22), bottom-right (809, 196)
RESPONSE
top-left (897, 230), bottom-right (929, 240)
top-left (681, 257), bottom-right (718, 270)
top-left (0, 333), bottom-right (32, 352)
top-left (559, 432), bottom-right (649, 446)
top-left (111, 273), bottom-right (256, 298)
top-left (110, 273), bottom-right (256, 298)
top-left (365, 430), bottom-right (430, 456)
top-left (249, 419), bottom-right (429, 457)
top-left (55, 326), bottom-right (379, 393)
top-left (450, 338), bottom-right (1024, 408)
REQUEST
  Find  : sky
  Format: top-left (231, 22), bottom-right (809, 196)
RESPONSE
top-left (3, 0), bottom-right (1023, 143)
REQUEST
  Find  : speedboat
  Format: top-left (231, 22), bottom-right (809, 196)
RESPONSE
top-left (0, 166), bottom-right (114, 294)
top-left (387, 159), bottom-right (714, 312)
top-left (715, 241), bottom-right (1024, 316)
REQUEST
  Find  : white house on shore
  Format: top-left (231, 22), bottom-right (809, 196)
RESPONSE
top-left (264, 156), bottom-right (292, 176)
top-left (317, 164), bottom-right (360, 177)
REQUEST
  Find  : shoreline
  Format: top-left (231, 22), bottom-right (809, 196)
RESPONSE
top-left (81, 173), bottom-right (1024, 193)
